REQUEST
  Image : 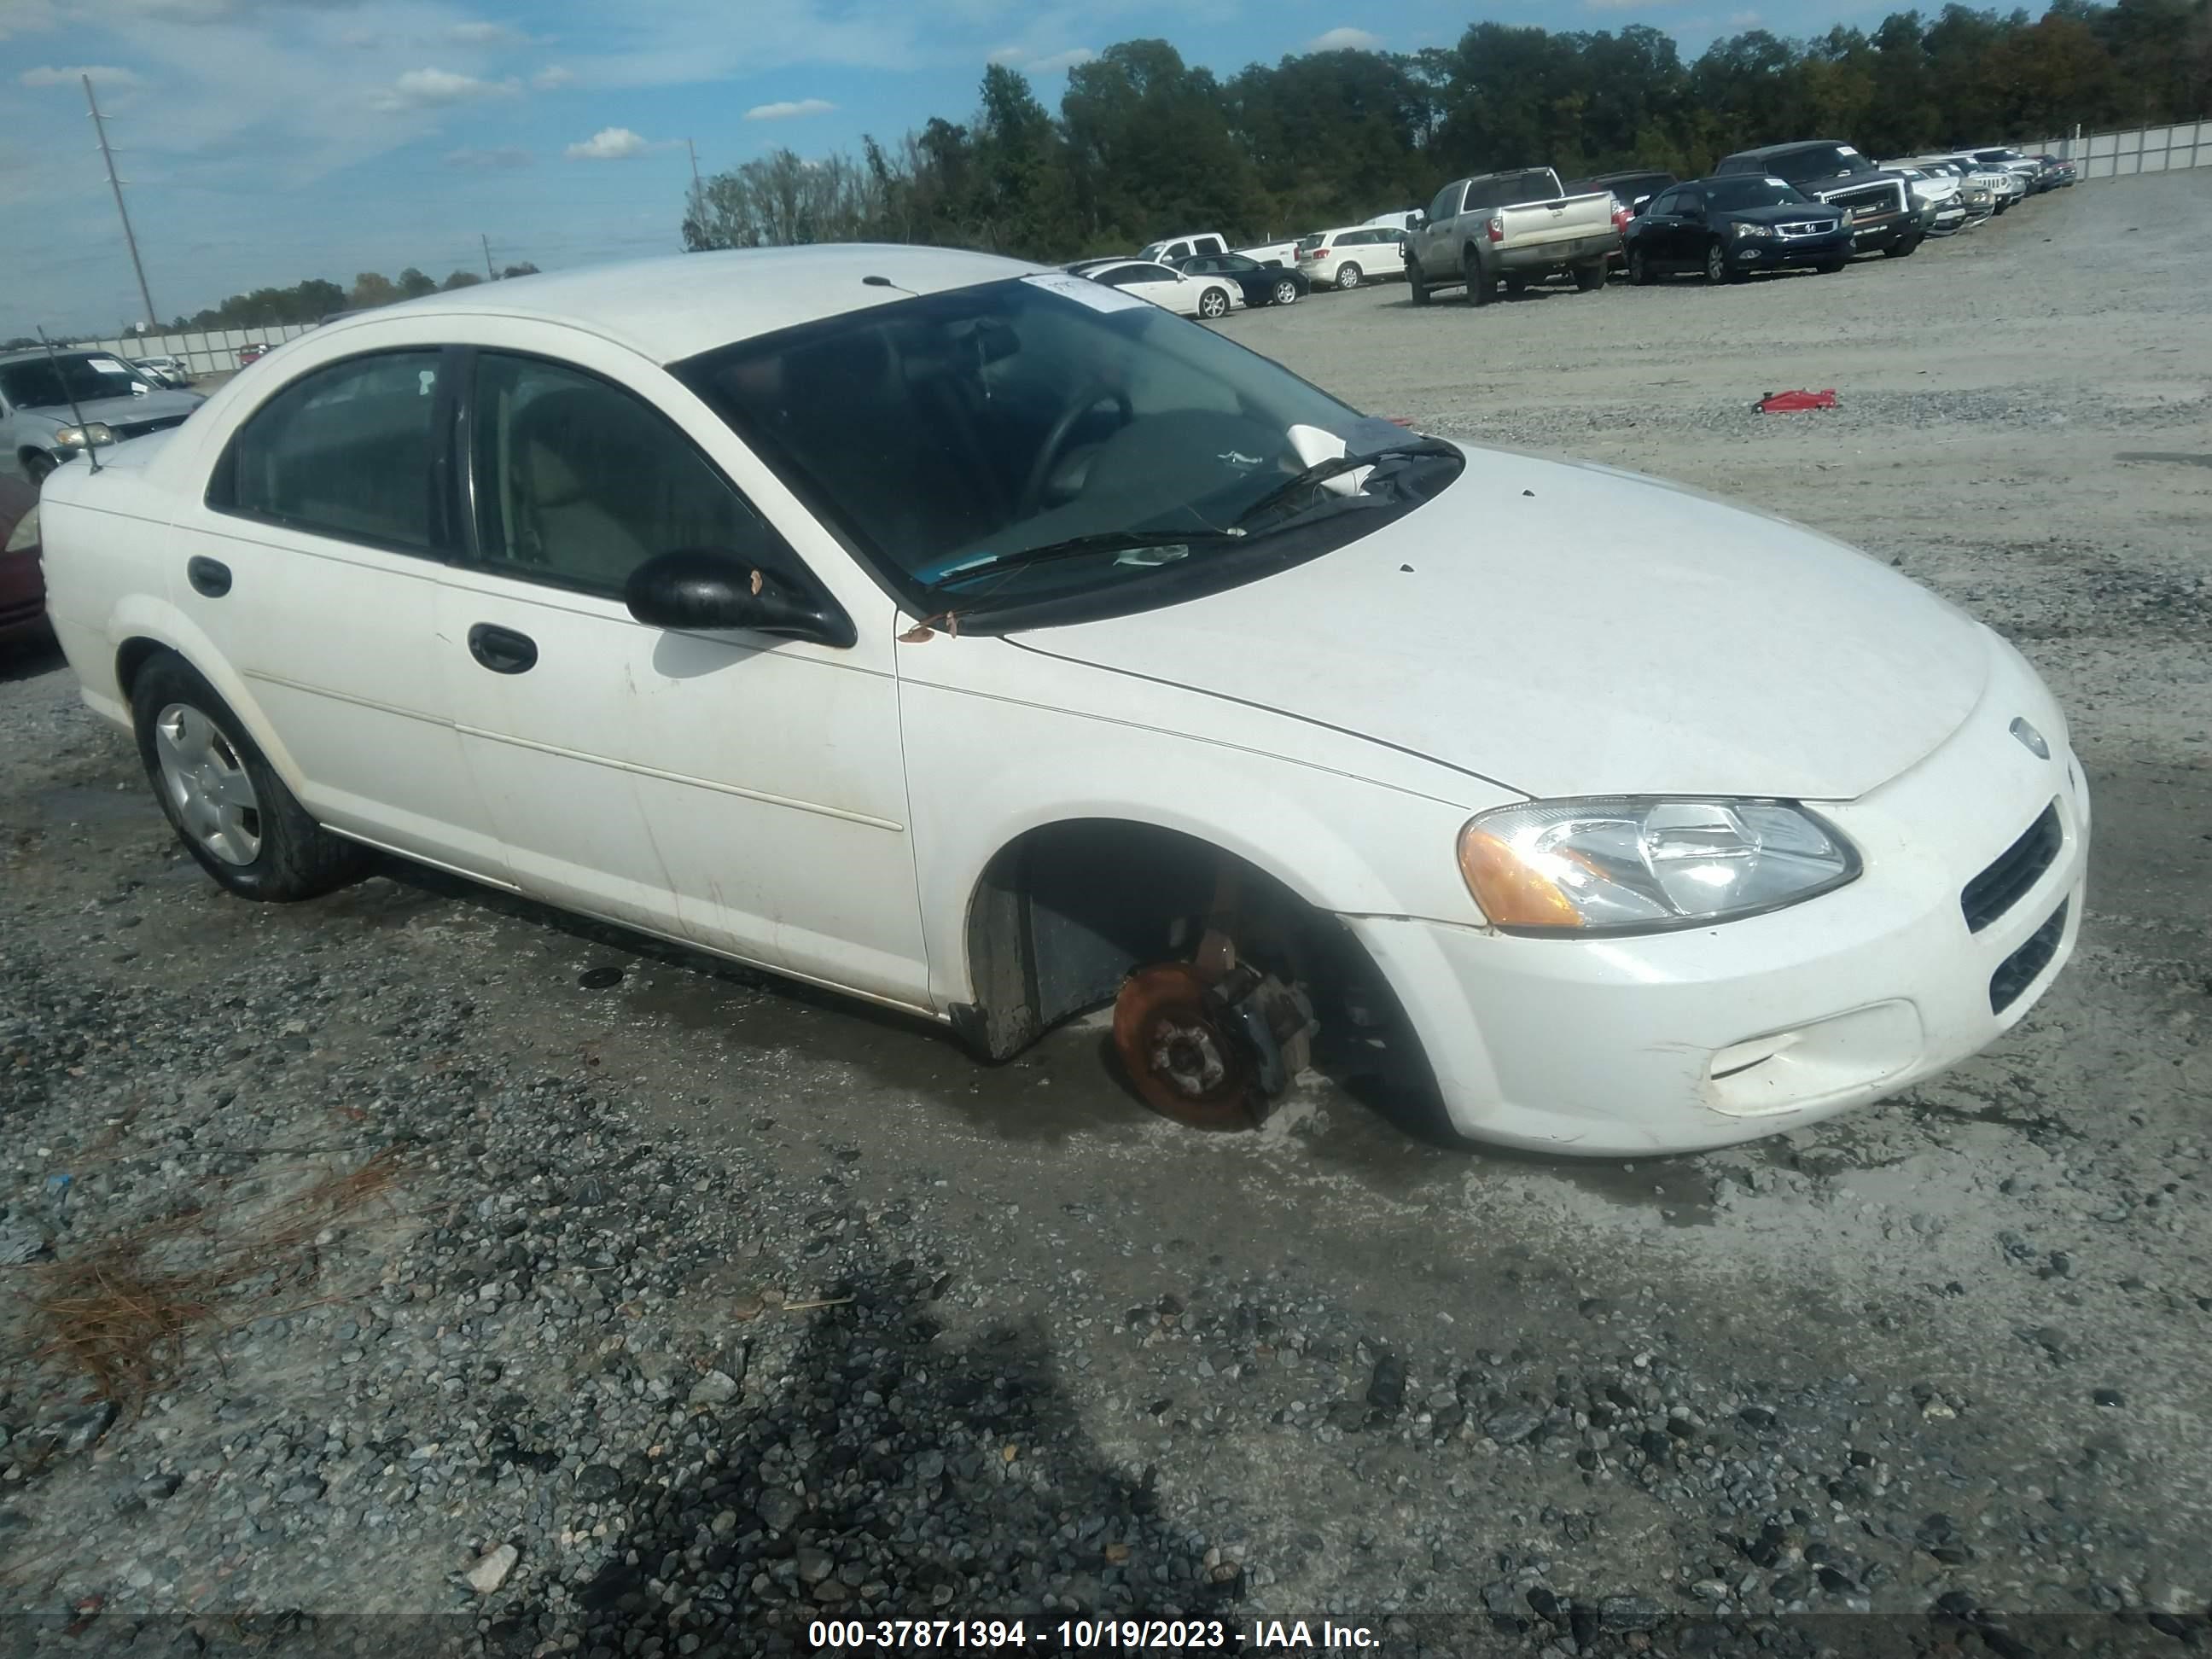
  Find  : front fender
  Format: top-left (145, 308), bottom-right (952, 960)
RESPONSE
top-left (897, 668), bottom-right (1509, 1010)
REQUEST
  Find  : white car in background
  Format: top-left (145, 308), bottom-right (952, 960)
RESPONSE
top-left (33, 245), bottom-right (2087, 1158)
top-left (1295, 225), bottom-right (1409, 290)
top-left (131, 355), bottom-right (194, 388)
top-left (1912, 154), bottom-right (2025, 210)
top-left (1883, 166), bottom-right (1970, 235)
top-left (1068, 259), bottom-right (1243, 320)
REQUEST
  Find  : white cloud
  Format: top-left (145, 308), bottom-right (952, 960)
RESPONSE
top-left (446, 20), bottom-right (524, 44)
top-left (370, 67), bottom-right (518, 111)
top-left (1307, 27), bottom-right (1382, 51)
top-left (564, 125), bottom-right (667, 160)
top-left (532, 64), bottom-right (574, 89)
top-left (445, 144), bottom-right (533, 169)
top-left (1024, 47), bottom-right (1095, 74)
top-left (744, 96), bottom-right (835, 120)
top-left (1727, 8), bottom-right (1763, 21)
top-left (19, 62), bottom-right (142, 87)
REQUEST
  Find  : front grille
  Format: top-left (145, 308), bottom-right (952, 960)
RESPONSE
top-left (1990, 899), bottom-right (2068, 1014)
top-left (1961, 800), bottom-right (2062, 934)
top-left (113, 415), bottom-right (190, 441)
top-left (1778, 219), bottom-right (1837, 236)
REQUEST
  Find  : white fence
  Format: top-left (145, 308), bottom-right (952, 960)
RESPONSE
top-left (66, 322), bottom-right (318, 380)
top-left (2022, 120), bottom-right (2212, 180)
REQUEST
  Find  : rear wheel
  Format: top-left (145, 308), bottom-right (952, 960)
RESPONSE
top-left (1406, 260), bottom-right (1429, 306)
top-left (1465, 248), bottom-right (1493, 306)
top-left (1335, 263), bottom-right (1364, 290)
top-left (1197, 285), bottom-right (1230, 319)
top-left (130, 654), bottom-right (370, 901)
top-left (1571, 260), bottom-right (1605, 292)
top-left (1272, 277), bottom-right (1300, 306)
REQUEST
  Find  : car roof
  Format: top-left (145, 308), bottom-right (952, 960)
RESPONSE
top-left (1725, 140), bottom-right (1851, 159)
top-left (307, 244), bottom-right (1045, 366)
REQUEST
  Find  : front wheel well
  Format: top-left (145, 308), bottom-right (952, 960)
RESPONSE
top-left (115, 637), bottom-right (178, 702)
top-left (952, 817), bottom-right (1442, 1126)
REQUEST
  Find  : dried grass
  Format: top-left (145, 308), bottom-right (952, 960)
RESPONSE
top-left (20, 1145), bottom-right (404, 1412)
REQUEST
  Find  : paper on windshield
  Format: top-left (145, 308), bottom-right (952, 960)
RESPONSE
top-left (86, 357), bottom-right (133, 375)
top-left (1022, 272), bottom-right (1151, 314)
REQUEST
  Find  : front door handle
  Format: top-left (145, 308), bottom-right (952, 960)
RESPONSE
top-left (468, 623), bottom-right (538, 675)
top-left (187, 556), bottom-right (230, 597)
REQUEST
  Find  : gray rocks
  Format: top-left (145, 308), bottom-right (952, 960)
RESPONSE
top-left (688, 1368), bottom-right (741, 1407)
top-left (1484, 1406), bottom-right (1543, 1446)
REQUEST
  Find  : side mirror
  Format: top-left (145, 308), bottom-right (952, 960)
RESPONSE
top-left (1631, 194), bottom-right (1652, 212)
top-left (1411, 212), bottom-right (1427, 230)
top-left (625, 550), bottom-right (855, 648)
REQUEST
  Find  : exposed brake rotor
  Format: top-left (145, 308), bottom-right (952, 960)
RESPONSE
top-left (1112, 956), bottom-right (1316, 1133)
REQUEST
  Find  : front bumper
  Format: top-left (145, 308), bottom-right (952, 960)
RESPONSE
top-left (1348, 655), bottom-right (2089, 1156)
top-left (1732, 229), bottom-right (1855, 269)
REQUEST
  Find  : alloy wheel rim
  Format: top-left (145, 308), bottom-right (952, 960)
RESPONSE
top-left (154, 701), bottom-right (262, 865)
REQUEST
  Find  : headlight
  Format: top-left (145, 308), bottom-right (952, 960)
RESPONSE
top-left (3, 504), bottom-right (36, 555)
top-left (1732, 222), bottom-right (1775, 240)
top-left (53, 423), bottom-right (116, 448)
top-left (1457, 797), bottom-right (1860, 934)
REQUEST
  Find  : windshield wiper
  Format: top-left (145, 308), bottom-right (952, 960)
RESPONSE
top-left (922, 528), bottom-right (1244, 595)
top-left (1231, 437), bottom-right (1461, 532)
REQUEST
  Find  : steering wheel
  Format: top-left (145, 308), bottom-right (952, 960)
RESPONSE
top-left (1019, 381), bottom-right (1133, 515)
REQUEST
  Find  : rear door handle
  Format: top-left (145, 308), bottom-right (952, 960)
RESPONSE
top-left (468, 623), bottom-right (538, 675)
top-left (187, 556), bottom-right (230, 597)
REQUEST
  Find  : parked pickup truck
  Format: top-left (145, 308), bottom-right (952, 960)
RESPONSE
top-left (1406, 168), bottom-right (1624, 306)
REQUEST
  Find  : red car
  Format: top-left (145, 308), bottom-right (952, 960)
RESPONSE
top-left (237, 342), bottom-right (268, 366)
top-left (0, 473), bottom-right (46, 647)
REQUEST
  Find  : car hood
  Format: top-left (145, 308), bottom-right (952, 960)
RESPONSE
top-left (1012, 445), bottom-right (1991, 802)
top-left (15, 387), bottom-right (204, 428)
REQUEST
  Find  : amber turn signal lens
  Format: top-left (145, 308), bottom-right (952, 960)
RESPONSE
top-left (1458, 826), bottom-right (1584, 929)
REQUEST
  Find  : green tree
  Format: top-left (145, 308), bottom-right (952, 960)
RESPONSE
top-left (396, 267), bottom-right (438, 300)
top-left (441, 271), bottom-right (484, 289)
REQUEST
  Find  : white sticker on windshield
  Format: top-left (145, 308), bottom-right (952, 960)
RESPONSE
top-left (1838, 146), bottom-right (1862, 157)
top-left (87, 357), bottom-right (132, 374)
top-left (1022, 272), bottom-right (1151, 314)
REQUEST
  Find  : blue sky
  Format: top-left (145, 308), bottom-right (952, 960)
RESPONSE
top-left (3, 0), bottom-right (1831, 337)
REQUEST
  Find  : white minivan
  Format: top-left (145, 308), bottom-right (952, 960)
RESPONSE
top-left (1295, 225), bottom-right (1409, 290)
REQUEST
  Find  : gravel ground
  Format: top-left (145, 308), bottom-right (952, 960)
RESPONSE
top-left (2, 172), bottom-right (2209, 1656)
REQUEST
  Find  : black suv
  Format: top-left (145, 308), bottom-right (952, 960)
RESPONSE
top-left (1712, 141), bottom-right (1924, 258)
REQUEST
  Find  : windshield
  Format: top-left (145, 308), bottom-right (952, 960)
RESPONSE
top-left (1769, 145), bottom-right (1871, 184)
top-left (1705, 177), bottom-right (1814, 210)
top-left (0, 352), bottom-right (154, 410)
top-left (1295, 233), bottom-right (1326, 252)
top-left (675, 274), bottom-right (1459, 625)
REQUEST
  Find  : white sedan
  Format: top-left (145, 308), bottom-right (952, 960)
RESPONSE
top-left (1069, 258), bottom-right (1242, 320)
top-left (35, 246), bottom-right (2087, 1156)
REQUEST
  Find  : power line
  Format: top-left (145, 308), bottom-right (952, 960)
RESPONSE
top-left (84, 73), bottom-right (158, 329)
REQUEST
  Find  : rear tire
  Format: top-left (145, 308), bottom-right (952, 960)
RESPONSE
top-left (1335, 263), bottom-right (1364, 290)
top-left (1406, 260), bottom-right (1429, 306)
top-left (1465, 248), bottom-right (1493, 307)
top-left (131, 653), bottom-right (370, 902)
top-left (1571, 260), bottom-right (1605, 292)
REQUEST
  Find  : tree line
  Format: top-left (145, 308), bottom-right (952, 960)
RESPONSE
top-left (683, 0), bottom-right (2210, 259)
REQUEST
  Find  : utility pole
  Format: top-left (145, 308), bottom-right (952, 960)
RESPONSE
top-left (687, 137), bottom-right (706, 221)
top-left (482, 232), bottom-right (496, 280)
top-left (84, 73), bottom-right (157, 330)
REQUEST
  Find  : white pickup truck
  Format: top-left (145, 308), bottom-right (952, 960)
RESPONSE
top-left (1406, 167), bottom-right (1625, 306)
